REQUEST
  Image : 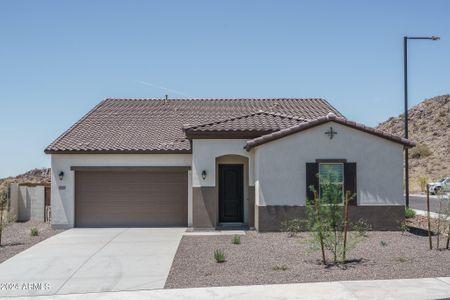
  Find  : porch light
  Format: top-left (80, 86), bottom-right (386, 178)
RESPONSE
top-left (59, 171), bottom-right (64, 181)
top-left (201, 170), bottom-right (207, 180)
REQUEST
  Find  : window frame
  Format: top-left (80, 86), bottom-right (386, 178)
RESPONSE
top-left (318, 161), bottom-right (345, 204)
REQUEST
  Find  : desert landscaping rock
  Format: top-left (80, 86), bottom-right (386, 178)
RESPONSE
top-left (165, 231), bottom-right (450, 289)
top-left (0, 221), bottom-right (64, 263)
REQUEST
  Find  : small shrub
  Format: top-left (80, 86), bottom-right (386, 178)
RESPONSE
top-left (409, 143), bottom-right (432, 159)
top-left (30, 228), bottom-right (39, 236)
top-left (231, 235), bottom-right (241, 245)
top-left (405, 207), bottom-right (416, 219)
top-left (281, 218), bottom-right (305, 237)
top-left (305, 179), bottom-right (369, 265)
top-left (214, 249), bottom-right (225, 263)
top-left (272, 264), bottom-right (288, 271)
top-left (380, 240), bottom-right (387, 247)
top-left (394, 256), bottom-right (409, 263)
top-left (418, 177), bottom-right (428, 193)
top-left (399, 220), bottom-right (409, 234)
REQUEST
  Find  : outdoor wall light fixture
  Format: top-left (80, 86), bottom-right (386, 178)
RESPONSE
top-left (201, 170), bottom-right (207, 180)
top-left (58, 171), bottom-right (64, 180)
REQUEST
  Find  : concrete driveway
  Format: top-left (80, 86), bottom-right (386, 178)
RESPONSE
top-left (0, 228), bottom-right (185, 297)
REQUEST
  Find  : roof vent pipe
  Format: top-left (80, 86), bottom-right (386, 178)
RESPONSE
top-left (164, 94), bottom-right (168, 104)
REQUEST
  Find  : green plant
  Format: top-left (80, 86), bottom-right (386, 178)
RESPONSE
top-left (394, 256), bottom-right (409, 263)
top-left (380, 240), bottom-right (387, 247)
top-left (409, 143), bottom-right (432, 159)
top-left (433, 191), bottom-right (450, 249)
top-left (31, 227), bottom-right (39, 236)
top-left (281, 218), bottom-right (306, 237)
top-left (306, 171), bottom-right (369, 265)
top-left (399, 220), bottom-right (409, 234)
top-left (405, 207), bottom-right (416, 219)
top-left (272, 264), bottom-right (288, 271)
top-left (231, 235), bottom-right (241, 245)
top-left (213, 249), bottom-right (225, 263)
top-left (418, 177), bottom-right (428, 193)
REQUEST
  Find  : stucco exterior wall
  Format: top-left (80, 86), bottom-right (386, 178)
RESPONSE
top-left (16, 185), bottom-right (45, 222)
top-left (192, 139), bottom-right (255, 187)
top-left (50, 154), bottom-right (192, 228)
top-left (29, 186), bottom-right (45, 221)
top-left (8, 183), bottom-right (19, 221)
top-left (191, 140), bottom-right (255, 227)
top-left (254, 122), bottom-right (404, 207)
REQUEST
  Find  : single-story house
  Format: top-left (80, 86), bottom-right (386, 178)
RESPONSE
top-left (45, 98), bottom-right (414, 231)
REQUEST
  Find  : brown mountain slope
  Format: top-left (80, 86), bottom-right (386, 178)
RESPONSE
top-left (377, 95), bottom-right (450, 192)
top-left (0, 168), bottom-right (50, 192)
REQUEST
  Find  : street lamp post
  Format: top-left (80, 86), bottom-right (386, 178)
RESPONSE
top-left (403, 35), bottom-right (439, 208)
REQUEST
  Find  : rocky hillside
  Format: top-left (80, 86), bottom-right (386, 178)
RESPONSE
top-left (0, 168), bottom-right (51, 192)
top-left (377, 95), bottom-right (449, 192)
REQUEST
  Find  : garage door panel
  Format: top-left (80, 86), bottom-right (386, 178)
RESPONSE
top-left (75, 170), bottom-right (188, 227)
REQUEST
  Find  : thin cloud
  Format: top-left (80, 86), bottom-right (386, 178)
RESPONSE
top-left (137, 80), bottom-right (189, 97)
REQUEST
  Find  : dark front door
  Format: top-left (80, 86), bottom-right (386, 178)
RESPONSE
top-left (219, 164), bottom-right (244, 222)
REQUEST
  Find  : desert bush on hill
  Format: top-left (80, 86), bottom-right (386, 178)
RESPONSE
top-left (409, 143), bottom-right (432, 159)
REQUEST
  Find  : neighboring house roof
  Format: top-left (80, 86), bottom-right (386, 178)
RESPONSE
top-left (183, 111), bottom-right (306, 138)
top-left (244, 113), bottom-right (416, 151)
top-left (45, 98), bottom-right (342, 153)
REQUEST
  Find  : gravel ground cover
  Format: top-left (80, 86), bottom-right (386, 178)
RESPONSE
top-left (0, 221), bottom-right (64, 263)
top-left (408, 215), bottom-right (449, 230)
top-left (165, 231), bottom-right (450, 289)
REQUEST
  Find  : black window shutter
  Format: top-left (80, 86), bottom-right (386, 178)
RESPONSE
top-left (306, 163), bottom-right (319, 203)
top-left (344, 162), bottom-right (357, 205)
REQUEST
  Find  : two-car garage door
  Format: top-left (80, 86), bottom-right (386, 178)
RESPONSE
top-left (75, 169), bottom-right (188, 227)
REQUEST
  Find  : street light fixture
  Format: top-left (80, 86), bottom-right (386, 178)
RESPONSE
top-left (403, 35), bottom-right (440, 208)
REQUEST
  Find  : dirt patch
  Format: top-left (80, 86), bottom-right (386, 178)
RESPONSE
top-left (165, 231), bottom-right (450, 289)
top-left (0, 221), bottom-right (64, 263)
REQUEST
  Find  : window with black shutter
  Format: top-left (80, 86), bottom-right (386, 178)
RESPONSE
top-left (306, 161), bottom-right (357, 205)
top-left (305, 163), bottom-right (318, 202)
top-left (344, 162), bottom-right (357, 205)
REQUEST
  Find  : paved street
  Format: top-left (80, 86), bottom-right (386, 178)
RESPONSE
top-left (409, 194), bottom-right (449, 213)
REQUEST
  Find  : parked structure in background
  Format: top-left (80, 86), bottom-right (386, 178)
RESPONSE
top-left (7, 183), bottom-right (51, 222)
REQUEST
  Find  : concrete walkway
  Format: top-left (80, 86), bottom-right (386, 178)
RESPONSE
top-left (0, 228), bottom-right (186, 297)
top-left (8, 277), bottom-right (450, 300)
top-left (413, 209), bottom-right (450, 220)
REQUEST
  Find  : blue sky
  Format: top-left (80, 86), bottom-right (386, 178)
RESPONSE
top-left (0, 0), bottom-right (449, 178)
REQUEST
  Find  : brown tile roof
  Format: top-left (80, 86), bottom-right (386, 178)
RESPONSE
top-left (183, 111), bottom-right (306, 137)
top-left (45, 98), bottom-right (342, 153)
top-left (244, 113), bottom-right (416, 151)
